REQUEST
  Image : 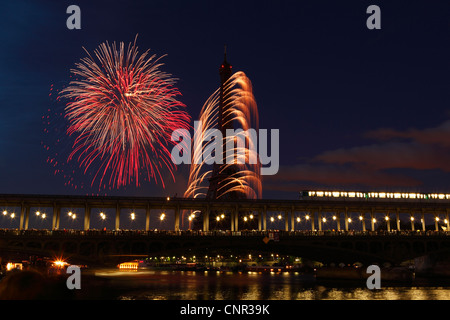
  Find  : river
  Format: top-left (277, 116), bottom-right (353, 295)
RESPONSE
top-left (84, 269), bottom-right (450, 300)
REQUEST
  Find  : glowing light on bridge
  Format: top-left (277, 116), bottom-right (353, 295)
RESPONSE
top-left (2, 210), bottom-right (7, 216)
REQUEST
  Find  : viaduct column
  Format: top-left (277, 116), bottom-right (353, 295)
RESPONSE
top-left (263, 205), bottom-right (267, 231)
top-left (290, 206), bottom-right (295, 231)
top-left (234, 205), bottom-right (239, 232)
top-left (203, 205), bottom-right (210, 232)
top-left (421, 210), bottom-right (426, 231)
top-left (84, 203), bottom-right (90, 231)
top-left (115, 202), bottom-right (120, 231)
top-left (336, 211), bottom-right (341, 231)
top-left (285, 210), bottom-right (289, 231)
top-left (410, 211), bottom-right (415, 231)
top-left (360, 210), bottom-right (366, 232)
top-left (19, 203), bottom-right (26, 231)
top-left (371, 208), bottom-right (375, 231)
top-left (344, 207), bottom-right (349, 231)
top-left (52, 204), bottom-right (60, 230)
top-left (23, 206), bottom-right (30, 230)
top-left (145, 204), bottom-right (150, 231)
top-left (258, 209), bottom-right (262, 231)
top-left (318, 209), bottom-right (322, 232)
top-left (396, 208), bottom-right (401, 231)
top-left (446, 209), bottom-right (450, 231)
top-left (174, 205), bottom-right (180, 232)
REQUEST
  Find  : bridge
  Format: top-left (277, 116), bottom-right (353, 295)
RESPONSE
top-left (1, 193), bottom-right (450, 266)
top-left (1, 229), bottom-right (450, 266)
top-left (1, 192), bottom-right (450, 232)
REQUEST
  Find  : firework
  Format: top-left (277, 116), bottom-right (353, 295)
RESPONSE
top-left (59, 36), bottom-right (190, 190)
top-left (184, 71), bottom-right (262, 201)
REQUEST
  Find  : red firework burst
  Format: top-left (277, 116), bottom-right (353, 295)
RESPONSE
top-left (59, 36), bottom-right (190, 190)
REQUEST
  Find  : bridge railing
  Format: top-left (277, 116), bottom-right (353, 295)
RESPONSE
top-left (0, 228), bottom-right (449, 237)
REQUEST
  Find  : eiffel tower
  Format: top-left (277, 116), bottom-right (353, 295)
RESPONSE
top-left (205, 47), bottom-right (245, 201)
top-left (195, 47), bottom-right (257, 231)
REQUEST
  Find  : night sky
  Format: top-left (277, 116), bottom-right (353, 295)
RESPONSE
top-left (2, 0), bottom-right (450, 201)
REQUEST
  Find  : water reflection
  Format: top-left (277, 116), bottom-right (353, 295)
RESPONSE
top-left (92, 269), bottom-right (450, 300)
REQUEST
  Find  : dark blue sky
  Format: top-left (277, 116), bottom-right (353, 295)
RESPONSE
top-left (1, 0), bottom-right (450, 200)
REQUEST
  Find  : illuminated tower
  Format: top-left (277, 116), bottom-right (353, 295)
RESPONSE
top-left (206, 47), bottom-right (245, 200)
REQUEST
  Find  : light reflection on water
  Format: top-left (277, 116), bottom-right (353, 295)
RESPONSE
top-left (92, 269), bottom-right (450, 300)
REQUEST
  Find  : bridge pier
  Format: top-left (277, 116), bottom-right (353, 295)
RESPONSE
top-left (396, 209), bottom-right (401, 231)
top-left (52, 205), bottom-right (60, 230)
top-left (263, 206), bottom-right (267, 231)
top-left (115, 203), bottom-right (120, 231)
top-left (386, 213), bottom-right (391, 232)
top-left (203, 205), bottom-right (210, 232)
top-left (336, 212), bottom-right (341, 231)
top-left (145, 205), bottom-right (150, 231)
top-left (284, 210), bottom-right (289, 231)
top-left (421, 211), bottom-right (426, 231)
top-left (84, 204), bottom-right (90, 230)
top-left (258, 210), bottom-right (262, 231)
top-left (23, 206), bottom-right (30, 230)
top-left (446, 210), bottom-right (450, 231)
top-left (234, 206), bottom-right (239, 231)
top-left (19, 204), bottom-right (26, 231)
top-left (344, 208), bottom-right (349, 231)
top-left (175, 205), bottom-right (180, 232)
top-left (411, 211), bottom-right (415, 231)
top-left (290, 207), bottom-right (295, 231)
top-left (360, 211), bottom-right (366, 232)
top-left (318, 209), bottom-right (322, 231)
